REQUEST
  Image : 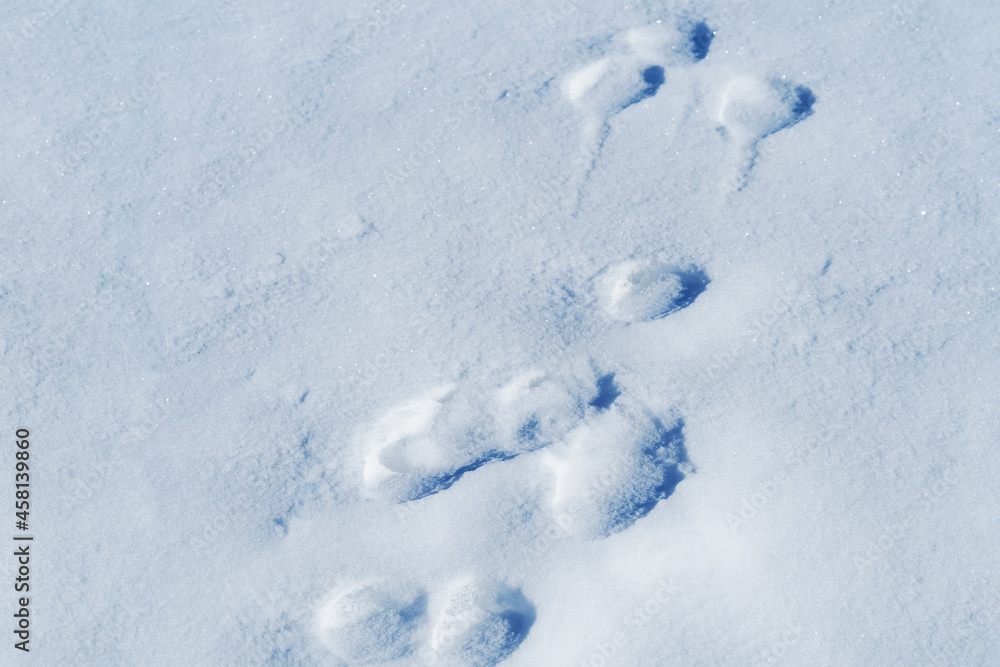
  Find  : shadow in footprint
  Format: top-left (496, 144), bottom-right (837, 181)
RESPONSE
top-left (489, 590), bottom-right (537, 664)
top-left (689, 21), bottom-right (714, 61)
top-left (403, 448), bottom-right (522, 502)
top-left (671, 267), bottom-right (711, 313)
top-left (589, 373), bottom-right (621, 410)
top-left (791, 85), bottom-right (816, 118)
top-left (760, 84), bottom-right (817, 140)
top-left (641, 66), bottom-right (665, 96)
top-left (604, 417), bottom-right (690, 535)
top-left (483, 589), bottom-right (536, 665)
top-left (399, 593), bottom-right (429, 624)
top-left (643, 418), bottom-right (690, 501)
top-left (623, 65), bottom-right (666, 109)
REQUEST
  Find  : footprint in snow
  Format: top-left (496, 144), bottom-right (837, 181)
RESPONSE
top-left (542, 399), bottom-right (692, 538)
top-left (362, 372), bottom-right (586, 503)
top-left (562, 20), bottom-right (815, 194)
top-left (563, 20), bottom-right (715, 179)
top-left (343, 268), bottom-right (702, 664)
top-left (715, 75), bottom-right (815, 191)
top-left (314, 581), bottom-right (427, 664)
top-left (427, 578), bottom-right (536, 666)
top-left (596, 258), bottom-right (709, 323)
top-left (314, 578), bottom-right (535, 667)
top-left (361, 252), bottom-right (707, 511)
top-left (346, 364), bottom-right (692, 663)
top-left (331, 17), bottom-right (823, 665)
top-left (362, 359), bottom-right (695, 533)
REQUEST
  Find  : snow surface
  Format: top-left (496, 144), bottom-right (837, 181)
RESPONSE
top-left (3, 0), bottom-right (1000, 664)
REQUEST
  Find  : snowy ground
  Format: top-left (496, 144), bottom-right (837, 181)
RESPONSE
top-left (2, 0), bottom-right (999, 664)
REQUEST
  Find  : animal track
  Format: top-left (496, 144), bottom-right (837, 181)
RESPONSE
top-left (542, 401), bottom-right (691, 538)
top-left (563, 22), bottom-right (713, 166)
top-left (324, 15), bottom-right (821, 663)
top-left (562, 21), bottom-right (814, 194)
top-left (315, 582), bottom-right (427, 663)
top-left (314, 579), bottom-right (535, 666)
top-left (429, 579), bottom-right (536, 666)
top-left (363, 373), bottom-right (586, 503)
top-left (715, 75), bottom-right (816, 190)
top-left (348, 289), bottom-right (699, 661)
top-left (596, 258), bottom-right (710, 322)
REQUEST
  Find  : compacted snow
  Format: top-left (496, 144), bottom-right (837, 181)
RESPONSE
top-left (2, 0), bottom-right (999, 664)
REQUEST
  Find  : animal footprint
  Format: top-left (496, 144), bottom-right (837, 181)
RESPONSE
top-left (344, 258), bottom-right (703, 663)
top-left (314, 579), bottom-right (535, 666)
top-left (542, 399), bottom-right (691, 538)
top-left (715, 75), bottom-right (815, 190)
top-left (363, 373), bottom-right (586, 503)
top-left (563, 20), bottom-right (715, 175)
top-left (428, 579), bottom-right (536, 666)
top-left (561, 21), bottom-right (815, 194)
top-left (314, 582), bottom-right (427, 663)
top-left (362, 383), bottom-right (461, 502)
top-left (596, 258), bottom-right (709, 322)
top-left (564, 21), bottom-right (714, 116)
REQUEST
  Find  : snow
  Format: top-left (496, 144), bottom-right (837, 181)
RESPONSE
top-left (2, 0), bottom-right (999, 664)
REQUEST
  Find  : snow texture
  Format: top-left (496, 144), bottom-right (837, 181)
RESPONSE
top-left (2, 0), bottom-right (1000, 665)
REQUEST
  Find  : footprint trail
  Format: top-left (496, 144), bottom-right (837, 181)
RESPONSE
top-left (308, 14), bottom-right (821, 666)
top-left (562, 20), bottom-right (717, 207)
